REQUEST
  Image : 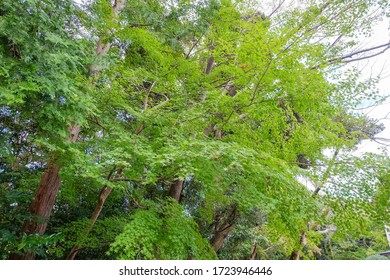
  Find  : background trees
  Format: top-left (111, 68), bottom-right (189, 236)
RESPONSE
top-left (1, 0), bottom-right (389, 260)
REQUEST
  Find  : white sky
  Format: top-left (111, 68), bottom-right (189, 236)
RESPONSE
top-left (353, 16), bottom-right (390, 155)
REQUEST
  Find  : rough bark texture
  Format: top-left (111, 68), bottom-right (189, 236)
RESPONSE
top-left (9, 162), bottom-right (62, 260)
top-left (205, 55), bottom-right (214, 75)
top-left (24, 163), bottom-right (62, 236)
top-left (210, 204), bottom-right (238, 252)
top-left (168, 180), bottom-right (184, 201)
top-left (204, 41), bottom-right (214, 75)
top-left (11, 1), bottom-right (125, 260)
top-left (211, 223), bottom-right (235, 252)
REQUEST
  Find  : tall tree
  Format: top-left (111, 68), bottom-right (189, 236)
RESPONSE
top-left (1, 0), bottom-right (389, 260)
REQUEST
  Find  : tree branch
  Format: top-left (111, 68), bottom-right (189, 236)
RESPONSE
top-left (325, 42), bottom-right (390, 65)
top-left (266, 0), bottom-right (287, 19)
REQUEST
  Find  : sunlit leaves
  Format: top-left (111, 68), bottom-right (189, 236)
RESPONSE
top-left (109, 200), bottom-right (216, 260)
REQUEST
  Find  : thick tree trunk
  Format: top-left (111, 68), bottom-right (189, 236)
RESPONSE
top-left (210, 204), bottom-right (238, 252)
top-left (10, 163), bottom-right (62, 260)
top-left (10, 126), bottom-right (80, 260)
top-left (24, 163), bottom-right (62, 236)
top-left (168, 180), bottom-right (184, 201)
top-left (26, 125), bottom-right (80, 236)
top-left (210, 223), bottom-right (235, 252)
top-left (10, 0), bottom-right (125, 260)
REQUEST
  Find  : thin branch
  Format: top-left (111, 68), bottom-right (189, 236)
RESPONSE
top-left (129, 23), bottom-right (153, 28)
top-left (142, 81), bottom-right (157, 110)
top-left (311, 42), bottom-right (390, 69)
top-left (110, 177), bottom-right (132, 182)
top-left (87, 116), bottom-right (107, 130)
top-left (343, 46), bottom-right (390, 64)
top-left (185, 32), bottom-right (206, 59)
top-left (330, 34), bottom-right (343, 49)
top-left (149, 92), bottom-right (169, 110)
top-left (312, 149), bottom-right (339, 196)
top-left (267, 0), bottom-right (286, 19)
top-left (328, 42), bottom-right (390, 63)
top-left (354, 99), bottom-right (390, 111)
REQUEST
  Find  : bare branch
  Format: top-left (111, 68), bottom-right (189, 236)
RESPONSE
top-left (267, 0), bottom-right (286, 19)
top-left (185, 32), bottom-right (206, 59)
top-left (343, 46), bottom-right (390, 64)
top-left (329, 42), bottom-right (390, 63)
top-left (330, 34), bottom-right (343, 49)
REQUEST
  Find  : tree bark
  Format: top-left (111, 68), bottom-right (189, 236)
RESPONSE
top-left (168, 180), bottom-right (184, 201)
top-left (249, 243), bottom-right (257, 260)
top-left (205, 55), bottom-right (214, 75)
top-left (10, 0), bottom-right (125, 260)
top-left (204, 41), bottom-right (214, 75)
top-left (67, 186), bottom-right (113, 260)
top-left (24, 163), bottom-right (62, 236)
top-left (210, 204), bottom-right (238, 252)
top-left (67, 167), bottom-right (123, 260)
top-left (210, 223), bottom-right (235, 252)
top-left (290, 230), bottom-right (307, 260)
top-left (10, 162), bottom-right (62, 260)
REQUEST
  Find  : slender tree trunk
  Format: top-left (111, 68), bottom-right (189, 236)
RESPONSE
top-left (312, 149), bottom-right (339, 196)
top-left (67, 167), bottom-right (123, 260)
top-left (67, 186), bottom-right (113, 260)
top-left (205, 55), bottom-right (214, 75)
top-left (290, 230), bottom-right (307, 260)
top-left (204, 40), bottom-right (214, 75)
top-left (249, 243), bottom-right (257, 260)
top-left (289, 148), bottom-right (339, 260)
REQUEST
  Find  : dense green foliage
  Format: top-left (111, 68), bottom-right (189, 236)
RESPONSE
top-left (1, 0), bottom-right (389, 260)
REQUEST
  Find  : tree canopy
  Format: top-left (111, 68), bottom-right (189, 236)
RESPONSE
top-left (1, 0), bottom-right (389, 260)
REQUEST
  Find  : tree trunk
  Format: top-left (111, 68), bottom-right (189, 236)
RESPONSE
top-left (205, 55), bottom-right (214, 75)
top-left (27, 125), bottom-right (80, 236)
top-left (10, 127), bottom-right (80, 260)
top-left (10, 162), bottom-right (62, 260)
top-left (67, 186), bottom-right (113, 260)
top-left (210, 204), bottom-right (238, 252)
top-left (168, 180), bottom-right (184, 201)
top-left (210, 223), bottom-right (235, 252)
top-left (249, 243), bottom-right (257, 260)
top-left (290, 230), bottom-right (307, 260)
top-left (10, 0), bottom-right (125, 260)
top-left (24, 163), bottom-right (62, 236)
top-left (67, 167), bottom-right (123, 260)
top-left (204, 40), bottom-right (215, 75)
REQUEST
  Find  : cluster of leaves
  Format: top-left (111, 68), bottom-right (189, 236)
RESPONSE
top-left (1, 0), bottom-right (389, 260)
top-left (109, 199), bottom-right (216, 260)
top-left (318, 226), bottom-right (389, 260)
